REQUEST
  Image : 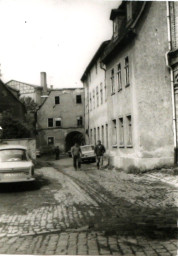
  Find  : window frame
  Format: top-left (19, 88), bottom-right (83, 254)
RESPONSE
top-left (117, 63), bottom-right (122, 92)
top-left (118, 117), bottom-right (125, 148)
top-left (55, 96), bottom-right (60, 105)
top-left (112, 119), bottom-right (117, 148)
top-left (126, 115), bottom-right (132, 147)
top-left (76, 95), bottom-right (82, 104)
top-left (55, 117), bottom-right (62, 127)
top-left (77, 116), bottom-right (83, 127)
top-left (111, 68), bottom-right (115, 95)
top-left (48, 118), bottom-right (53, 128)
top-left (125, 57), bottom-right (130, 87)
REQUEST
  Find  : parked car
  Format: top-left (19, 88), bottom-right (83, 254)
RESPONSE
top-left (0, 144), bottom-right (35, 183)
top-left (80, 145), bottom-right (96, 163)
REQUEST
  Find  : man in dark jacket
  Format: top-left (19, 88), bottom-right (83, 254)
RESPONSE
top-left (94, 140), bottom-right (105, 169)
top-left (55, 146), bottom-right (60, 160)
top-left (71, 143), bottom-right (81, 170)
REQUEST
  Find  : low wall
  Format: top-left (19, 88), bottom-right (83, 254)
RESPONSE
top-left (1, 138), bottom-right (36, 160)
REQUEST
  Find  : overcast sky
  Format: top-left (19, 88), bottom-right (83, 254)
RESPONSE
top-left (0, 0), bottom-right (120, 88)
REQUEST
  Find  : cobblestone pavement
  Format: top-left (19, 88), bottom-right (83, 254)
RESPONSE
top-left (0, 157), bottom-right (177, 255)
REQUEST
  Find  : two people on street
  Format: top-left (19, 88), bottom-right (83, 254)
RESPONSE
top-left (94, 140), bottom-right (105, 169)
top-left (71, 143), bottom-right (81, 171)
top-left (71, 140), bottom-right (105, 171)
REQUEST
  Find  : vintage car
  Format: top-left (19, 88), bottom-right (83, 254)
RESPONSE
top-left (0, 144), bottom-right (35, 183)
top-left (80, 145), bottom-right (96, 163)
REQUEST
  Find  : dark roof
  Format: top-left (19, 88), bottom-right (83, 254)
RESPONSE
top-left (81, 40), bottom-right (110, 82)
top-left (102, 1), bottom-right (147, 63)
top-left (0, 80), bottom-right (26, 112)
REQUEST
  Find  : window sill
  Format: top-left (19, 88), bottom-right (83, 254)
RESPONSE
top-left (119, 145), bottom-right (125, 148)
top-left (126, 145), bottom-right (133, 148)
top-left (111, 92), bottom-right (115, 96)
top-left (125, 83), bottom-right (130, 88)
top-left (118, 88), bottom-right (122, 93)
top-left (112, 145), bottom-right (117, 148)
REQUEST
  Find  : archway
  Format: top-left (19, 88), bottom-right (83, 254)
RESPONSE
top-left (65, 131), bottom-right (85, 152)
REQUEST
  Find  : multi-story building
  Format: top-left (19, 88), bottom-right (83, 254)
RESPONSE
top-left (82, 1), bottom-right (178, 170)
top-left (81, 41), bottom-right (109, 149)
top-left (37, 87), bottom-right (85, 153)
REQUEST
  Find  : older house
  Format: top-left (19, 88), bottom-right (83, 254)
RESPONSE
top-left (37, 87), bottom-right (85, 153)
top-left (82, 1), bottom-right (178, 170)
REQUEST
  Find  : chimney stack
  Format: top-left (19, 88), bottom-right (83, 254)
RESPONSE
top-left (41, 72), bottom-right (48, 98)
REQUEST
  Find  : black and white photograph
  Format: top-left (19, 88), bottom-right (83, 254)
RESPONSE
top-left (0, 0), bottom-right (177, 255)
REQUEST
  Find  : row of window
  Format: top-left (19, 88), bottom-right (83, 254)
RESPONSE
top-left (54, 95), bottom-right (82, 105)
top-left (89, 115), bottom-right (132, 148)
top-left (48, 116), bottom-right (83, 128)
top-left (89, 83), bottom-right (106, 112)
top-left (111, 56), bottom-right (130, 94)
top-left (90, 124), bottom-right (109, 148)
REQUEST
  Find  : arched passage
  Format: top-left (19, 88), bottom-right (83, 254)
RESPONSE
top-left (65, 131), bottom-right (85, 152)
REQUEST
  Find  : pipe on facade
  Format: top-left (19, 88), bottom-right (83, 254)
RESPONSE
top-left (166, 1), bottom-right (177, 163)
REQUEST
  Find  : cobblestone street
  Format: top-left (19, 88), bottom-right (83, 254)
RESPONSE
top-left (0, 157), bottom-right (177, 255)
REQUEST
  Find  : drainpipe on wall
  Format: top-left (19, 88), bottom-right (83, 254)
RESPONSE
top-left (166, 1), bottom-right (177, 164)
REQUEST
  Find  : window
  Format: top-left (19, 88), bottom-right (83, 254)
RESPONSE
top-left (90, 129), bottom-right (93, 144)
top-left (55, 117), bottom-right (61, 127)
top-left (118, 117), bottom-right (124, 147)
top-left (104, 83), bottom-right (107, 102)
top-left (48, 137), bottom-right (54, 145)
top-left (94, 128), bottom-right (96, 145)
top-left (55, 96), bottom-right (60, 104)
top-left (97, 127), bottom-right (100, 141)
top-left (76, 95), bottom-right (82, 104)
top-left (48, 118), bottom-right (53, 127)
top-left (106, 124), bottom-right (108, 149)
top-left (101, 125), bottom-right (104, 144)
top-left (113, 18), bottom-right (119, 38)
top-left (126, 115), bottom-right (132, 146)
top-left (117, 63), bottom-right (122, 91)
top-left (93, 90), bottom-right (95, 109)
top-left (100, 83), bottom-right (103, 105)
top-left (125, 57), bottom-right (130, 86)
top-left (89, 93), bottom-right (92, 111)
top-left (96, 86), bottom-right (99, 107)
top-left (111, 69), bottom-right (115, 94)
top-left (77, 116), bottom-right (83, 127)
top-left (112, 119), bottom-right (117, 147)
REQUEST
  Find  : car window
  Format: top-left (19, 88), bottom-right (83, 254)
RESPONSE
top-left (81, 146), bottom-right (93, 152)
top-left (0, 149), bottom-right (28, 162)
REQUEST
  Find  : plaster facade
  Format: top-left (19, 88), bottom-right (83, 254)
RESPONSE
top-left (82, 1), bottom-right (176, 170)
top-left (37, 88), bottom-right (84, 152)
top-left (82, 42), bottom-right (109, 149)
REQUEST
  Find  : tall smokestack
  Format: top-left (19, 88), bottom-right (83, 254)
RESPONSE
top-left (41, 72), bottom-right (48, 98)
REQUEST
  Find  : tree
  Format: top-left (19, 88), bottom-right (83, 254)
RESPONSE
top-left (1, 111), bottom-right (31, 139)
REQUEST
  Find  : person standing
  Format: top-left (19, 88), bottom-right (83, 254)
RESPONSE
top-left (95, 140), bottom-right (105, 169)
top-left (55, 146), bottom-right (60, 160)
top-left (71, 143), bottom-right (81, 170)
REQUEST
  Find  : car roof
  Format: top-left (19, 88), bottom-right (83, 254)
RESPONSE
top-left (0, 144), bottom-right (27, 150)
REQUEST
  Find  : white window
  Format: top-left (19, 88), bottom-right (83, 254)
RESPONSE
top-left (119, 117), bottom-right (124, 147)
top-left (100, 83), bottom-right (103, 105)
top-left (96, 86), bottom-right (99, 107)
top-left (117, 63), bottom-right (122, 91)
top-left (77, 116), bottom-right (83, 127)
top-left (112, 119), bottom-right (117, 147)
top-left (126, 115), bottom-right (132, 146)
top-left (111, 69), bottom-right (115, 94)
top-left (48, 137), bottom-right (54, 145)
top-left (55, 117), bottom-right (61, 127)
top-left (125, 57), bottom-right (130, 86)
top-left (97, 127), bottom-right (100, 141)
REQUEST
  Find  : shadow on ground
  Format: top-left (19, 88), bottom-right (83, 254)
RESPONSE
top-left (0, 174), bottom-right (51, 193)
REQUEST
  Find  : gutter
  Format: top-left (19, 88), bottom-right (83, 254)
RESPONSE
top-left (166, 1), bottom-right (177, 162)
